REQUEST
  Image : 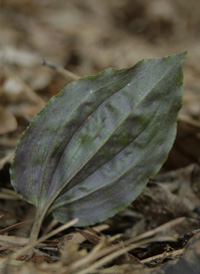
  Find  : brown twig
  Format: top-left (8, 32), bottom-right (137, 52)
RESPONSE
top-left (0, 219), bottom-right (34, 235)
top-left (41, 59), bottom-right (80, 80)
top-left (141, 248), bottom-right (184, 264)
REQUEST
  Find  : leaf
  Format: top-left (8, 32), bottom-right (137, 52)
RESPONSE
top-left (10, 52), bottom-right (187, 230)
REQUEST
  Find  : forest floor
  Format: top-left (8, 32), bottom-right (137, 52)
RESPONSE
top-left (0, 1), bottom-right (200, 273)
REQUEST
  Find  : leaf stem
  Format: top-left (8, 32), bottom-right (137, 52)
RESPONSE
top-left (29, 207), bottom-right (48, 244)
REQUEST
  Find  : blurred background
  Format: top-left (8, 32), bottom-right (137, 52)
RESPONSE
top-left (0, 0), bottom-right (200, 170)
top-left (0, 2), bottom-right (200, 271)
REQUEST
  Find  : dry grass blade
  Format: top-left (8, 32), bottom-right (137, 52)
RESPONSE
top-left (0, 152), bottom-right (14, 170)
top-left (73, 236), bottom-right (175, 274)
top-left (127, 217), bottom-right (186, 244)
top-left (0, 219), bottom-right (34, 234)
top-left (0, 219), bottom-right (78, 269)
top-left (41, 59), bottom-right (80, 80)
top-left (70, 217), bottom-right (185, 273)
top-left (0, 187), bottom-right (22, 200)
top-left (141, 248), bottom-right (184, 264)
